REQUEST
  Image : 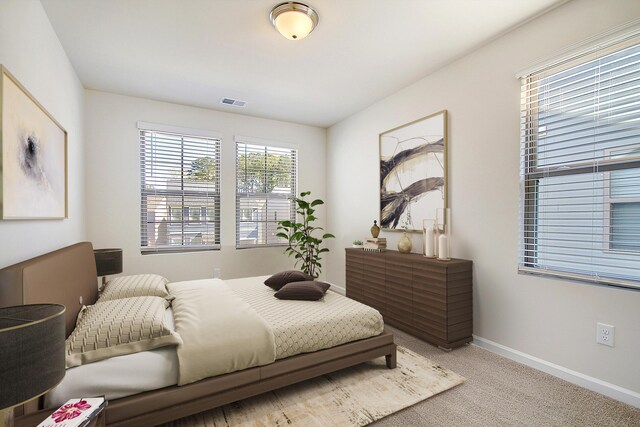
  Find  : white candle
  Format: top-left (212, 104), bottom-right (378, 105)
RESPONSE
top-left (425, 225), bottom-right (435, 257)
top-left (433, 229), bottom-right (439, 257)
top-left (438, 233), bottom-right (449, 260)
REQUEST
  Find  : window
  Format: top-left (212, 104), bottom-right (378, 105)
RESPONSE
top-left (139, 122), bottom-right (221, 253)
top-left (236, 138), bottom-right (297, 248)
top-left (519, 34), bottom-right (640, 289)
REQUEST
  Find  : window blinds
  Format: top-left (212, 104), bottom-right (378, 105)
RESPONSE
top-left (236, 141), bottom-right (297, 248)
top-left (140, 128), bottom-right (221, 253)
top-left (519, 34), bottom-right (640, 289)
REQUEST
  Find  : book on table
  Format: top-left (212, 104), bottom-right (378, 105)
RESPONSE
top-left (37, 397), bottom-right (106, 427)
top-left (366, 238), bottom-right (386, 243)
top-left (364, 241), bottom-right (386, 250)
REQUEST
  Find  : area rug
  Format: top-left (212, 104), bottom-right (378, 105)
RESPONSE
top-left (161, 346), bottom-right (465, 427)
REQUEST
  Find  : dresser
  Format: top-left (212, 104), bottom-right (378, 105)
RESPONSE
top-left (345, 248), bottom-right (473, 350)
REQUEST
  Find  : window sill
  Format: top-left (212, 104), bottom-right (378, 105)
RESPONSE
top-left (141, 245), bottom-right (221, 255)
top-left (236, 244), bottom-right (288, 250)
top-left (518, 266), bottom-right (639, 291)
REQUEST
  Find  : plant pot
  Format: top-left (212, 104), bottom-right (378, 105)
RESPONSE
top-left (352, 245), bottom-right (363, 249)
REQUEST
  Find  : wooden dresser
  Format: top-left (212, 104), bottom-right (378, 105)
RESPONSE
top-left (345, 248), bottom-right (473, 350)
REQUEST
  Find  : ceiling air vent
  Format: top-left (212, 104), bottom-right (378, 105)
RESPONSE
top-left (220, 97), bottom-right (247, 107)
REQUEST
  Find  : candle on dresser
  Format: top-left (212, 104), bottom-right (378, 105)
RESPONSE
top-left (438, 232), bottom-right (449, 260)
top-left (425, 224), bottom-right (435, 257)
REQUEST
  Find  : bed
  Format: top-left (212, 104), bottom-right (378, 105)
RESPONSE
top-left (0, 242), bottom-right (396, 427)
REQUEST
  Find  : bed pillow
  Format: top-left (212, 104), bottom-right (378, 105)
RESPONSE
top-left (100, 274), bottom-right (172, 302)
top-left (274, 281), bottom-right (331, 301)
top-left (65, 296), bottom-right (182, 368)
top-left (264, 270), bottom-right (314, 290)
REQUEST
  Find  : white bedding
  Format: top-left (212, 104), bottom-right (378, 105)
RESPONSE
top-left (46, 308), bottom-right (179, 407)
top-left (47, 276), bottom-right (383, 406)
top-left (45, 346), bottom-right (179, 407)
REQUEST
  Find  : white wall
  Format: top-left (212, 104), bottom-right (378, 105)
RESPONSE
top-left (0, 0), bottom-right (85, 268)
top-left (326, 0), bottom-right (640, 397)
top-left (85, 90), bottom-right (326, 281)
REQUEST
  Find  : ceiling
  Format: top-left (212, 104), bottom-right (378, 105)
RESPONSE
top-left (41, 0), bottom-right (566, 128)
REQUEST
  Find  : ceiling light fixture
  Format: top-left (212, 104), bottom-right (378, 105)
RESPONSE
top-left (270, 2), bottom-right (319, 41)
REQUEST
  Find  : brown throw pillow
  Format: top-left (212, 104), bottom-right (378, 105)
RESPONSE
top-left (264, 270), bottom-right (313, 290)
top-left (310, 281), bottom-right (331, 293)
top-left (274, 281), bottom-right (331, 301)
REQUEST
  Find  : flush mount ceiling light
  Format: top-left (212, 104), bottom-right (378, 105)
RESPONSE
top-left (270, 2), bottom-right (319, 41)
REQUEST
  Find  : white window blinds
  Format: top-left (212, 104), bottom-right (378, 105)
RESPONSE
top-left (140, 125), bottom-right (221, 253)
top-left (236, 140), bottom-right (297, 248)
top-left (519, 34), bottom-right (640, 290)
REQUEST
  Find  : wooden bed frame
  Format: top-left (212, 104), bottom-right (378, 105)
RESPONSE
top-left (0, 242), bottom-right (397, 427)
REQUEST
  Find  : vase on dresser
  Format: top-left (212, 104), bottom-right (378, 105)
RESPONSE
top-left (397, 231), bottom-right (412, 253)
top-left (371, 220), bottom-right (380, 238)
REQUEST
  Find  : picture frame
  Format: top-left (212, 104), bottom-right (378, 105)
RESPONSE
top-left (0, 65), bottom-right (68, 219)
top-left (379, 110), bottom-right (447, 232)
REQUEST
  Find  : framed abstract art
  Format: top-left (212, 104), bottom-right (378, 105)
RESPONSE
top-left (0, 66), bottom-right (67, 219)
top-left (379, 110), bottom-right (447, 231)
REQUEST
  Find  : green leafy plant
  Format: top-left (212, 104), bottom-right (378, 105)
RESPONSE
top-left (353, 240), bottom-right (363, 245)
top-left (276, 191), bottom-right (335, 278)
top-left (189, 156), bottom-right (217, 181)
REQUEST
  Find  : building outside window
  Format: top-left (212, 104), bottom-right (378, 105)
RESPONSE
top-left (236, 138), bottom-right (297, 248)
top-left (139, 123), bottom-right (221, 253)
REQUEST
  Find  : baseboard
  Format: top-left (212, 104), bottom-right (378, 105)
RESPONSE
top-left (328, 283), bottom-right (346, 295)
top-left (473, 335), bottom-right (640, 408)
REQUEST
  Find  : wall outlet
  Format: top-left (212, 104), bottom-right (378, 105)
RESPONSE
top-left (596, 323), bottom-right (615, 347)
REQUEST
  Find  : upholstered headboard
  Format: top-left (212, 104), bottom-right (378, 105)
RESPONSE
top-left (0, 242), bottom-right (98, 336)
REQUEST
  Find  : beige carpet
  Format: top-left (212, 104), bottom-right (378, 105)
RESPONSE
top-left (161, 346), bottom-right (464, 427)
top-left (375, 327), bottom-right (640, 427)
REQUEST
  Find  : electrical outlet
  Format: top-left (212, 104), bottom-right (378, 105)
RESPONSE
top-left (596, 323), bottom-right (615, 347)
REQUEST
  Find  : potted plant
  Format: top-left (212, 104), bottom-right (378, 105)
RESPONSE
top-left (276, 191), bottom-right (335, 278)
top-left (352, 240), bottom-right (363, 248)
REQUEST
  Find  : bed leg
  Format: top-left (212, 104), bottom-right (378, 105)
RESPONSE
top-left (385, 345), bottom-right (397, 369)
